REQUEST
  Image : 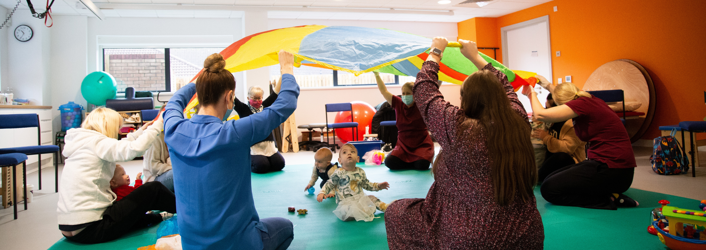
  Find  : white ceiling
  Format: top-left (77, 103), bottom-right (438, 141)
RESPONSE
top-left (0, 0), bottom-right (552, 22)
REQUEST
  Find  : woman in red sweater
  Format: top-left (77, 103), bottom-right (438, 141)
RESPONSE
top-left (523, 80), bottom-right (638, 210)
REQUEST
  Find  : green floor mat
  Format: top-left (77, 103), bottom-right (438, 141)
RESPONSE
top-left (50, 163), bottom-right (697, 249)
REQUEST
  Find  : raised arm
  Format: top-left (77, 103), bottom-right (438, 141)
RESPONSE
top-left (95, 119), bottom-right (163, 162)
top-left (163, 82), bottom-right (196, 132)
top-left (522, 85), bottom-right (578, 123)
top-left (223, 50), bottom-right (299, 146)
top-left (415, 37), bottom-right (463, 148)
top-left (262, 81), bottom-right (279, 108)
top-left (374, 71), bottom-right (393, 105)
top-left (459, 39), bottom-right (528, 123)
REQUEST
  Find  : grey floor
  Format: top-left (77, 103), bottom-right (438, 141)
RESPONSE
top-left (0, 145), bottom-right (704, 249)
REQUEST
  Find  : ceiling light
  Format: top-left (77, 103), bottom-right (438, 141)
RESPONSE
top-left (476, 2), bottom-right (489, 7)
top-left (438, 0), bottom-right (451, 4)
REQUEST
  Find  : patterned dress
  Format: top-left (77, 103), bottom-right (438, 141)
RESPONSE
top-left (321, 167), bottom-right (386, 222)
top-left (384, 61), bottom-right (544, 249)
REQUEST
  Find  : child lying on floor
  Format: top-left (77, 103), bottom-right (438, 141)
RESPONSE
top-left (305, 147), bottom-right (338, 196)
top-left (317, 143), bottom-right (390, 222)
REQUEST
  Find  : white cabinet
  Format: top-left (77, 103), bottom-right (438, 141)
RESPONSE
top-left (0, 107), bottom-right (54, 166)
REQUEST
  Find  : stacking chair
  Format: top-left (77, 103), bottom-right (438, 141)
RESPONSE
top-left (0, 114), bottom-right (60, 192)
top-left (140, 109), bottom-right (160, 125)
top-left (0, 153), bottom-right (28, 220)
top-left (678, 121), bottom-right (706, 177)
top-left (587, 90), bottom-right (626, 125)
top-left (325, 103), bottom-right (359, 152)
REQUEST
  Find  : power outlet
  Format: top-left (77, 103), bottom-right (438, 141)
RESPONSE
top-left (565, 76), bottom-right (572, 83)
top-left (554, 6), bottom-right (558, 12)
top-left (557, 78), bottom-right (563, 84)
top-left (556, 51), bottom-right (561, 57)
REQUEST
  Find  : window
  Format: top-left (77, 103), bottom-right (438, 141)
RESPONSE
top-left (268, 65), bottom-right (401, 88)
top-left (103, 47), bottom-right (224, 93)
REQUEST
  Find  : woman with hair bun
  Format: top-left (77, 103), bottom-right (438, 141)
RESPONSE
top-left (523, 79), bottom-right (638, 210)
top-left (163, 51), bottom-right (300, 250)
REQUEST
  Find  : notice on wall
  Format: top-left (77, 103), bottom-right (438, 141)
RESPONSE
top-left (531, 51), bottom-right (539, 57)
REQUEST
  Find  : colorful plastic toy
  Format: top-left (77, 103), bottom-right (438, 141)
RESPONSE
top-left (654, 202), bottom-right (706, 249)
top-left (297, 209), bottom-right (308, 215)
top-left (648, 200), bottom-right (671, 235)
top-left (308, 187), bottom-right (315, 195)
top-left (372, 151), bottom-right (385, 165)
top-left (288, 207), bottom-right (295, 213)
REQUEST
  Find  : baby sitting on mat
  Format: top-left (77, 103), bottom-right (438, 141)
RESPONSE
top-left (304, 147), bottom-right (339, 196)
top-left (317, 143), bottom-right (390, 222)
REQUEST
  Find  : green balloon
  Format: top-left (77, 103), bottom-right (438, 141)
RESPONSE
top-left (81, 71), bottom-right (117, 106)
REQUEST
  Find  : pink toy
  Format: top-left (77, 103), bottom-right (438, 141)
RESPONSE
top-left (372, 152), bottom-right (385, 165)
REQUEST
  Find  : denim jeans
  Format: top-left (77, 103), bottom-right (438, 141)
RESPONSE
top-left (259, 217), bottom-right (293, 250)
top-left (154, 169), bottom-right (174, 193)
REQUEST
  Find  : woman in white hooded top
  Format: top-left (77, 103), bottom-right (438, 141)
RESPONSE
top-left (57, 107), bottom-right (176, 244)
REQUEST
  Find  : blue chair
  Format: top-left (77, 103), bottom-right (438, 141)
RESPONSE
top-left (140, 109), bottom-right (160, 125)
top-left (0, 153), bottom-right (28, 220)
top-left (587, 90), bottom-right (626, 125)
top-left (325, 103), bottom-right (359, 152)
top-left (678, 121), bottom-right (706, 177)
top-left (0, 114), bottom-right (60, 192)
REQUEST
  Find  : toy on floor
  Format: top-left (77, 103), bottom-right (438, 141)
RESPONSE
top-left (653, 200), bottom-right (706, 250)
top-left (288, 207), bottom-right (296, 213)
top-left (700, 200), bottom-right (706, 211)
top-left (308, 187), bottom-right (315, 195)
top-left (648, 200), bottom-right (671, 235)
top-left (297, 209), bottom-right (308, 215)
top-left (363, 150), bottom-right (386, 165)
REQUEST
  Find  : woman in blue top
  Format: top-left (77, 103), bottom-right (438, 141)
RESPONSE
top-left (163, 51), bottom-right (299, 250)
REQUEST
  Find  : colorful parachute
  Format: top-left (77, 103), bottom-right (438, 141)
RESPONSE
top-left (182, 25), bottom-right (537, 113)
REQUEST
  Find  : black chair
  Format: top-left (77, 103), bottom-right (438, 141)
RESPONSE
top-left (587, 90), bottom-right (626, 125)
top-left (297, 123), bottom-right (328, 151)
top-left (0, 114), bottom-right (60, 192)
top-left (0, 153), bottom-right (28, 220)
top-left (325, 103), bottom-right (359, 152)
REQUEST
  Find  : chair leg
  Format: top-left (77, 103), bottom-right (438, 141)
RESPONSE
top-left (12, 164), bottom-right (17, 220)
top-left (55, 152), bottom-right (59, 193)
top-left (23, 161), bottom-right (27, 211)
top-left (690, 132), bottom-right (696, 178)
top-left (38, 155), bottom-right (42, 190)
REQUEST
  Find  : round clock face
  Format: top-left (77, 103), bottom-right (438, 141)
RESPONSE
top-left (14, 25), bottom-right (33, 42)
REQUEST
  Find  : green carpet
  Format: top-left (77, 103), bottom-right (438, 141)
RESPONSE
top-left (50, 163), bottom-right (696, 250)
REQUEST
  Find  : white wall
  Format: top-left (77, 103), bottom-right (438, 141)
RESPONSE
top-left (6, 9), bottom-right (52, 105)
top-left (0, 6), bottom-right (7, 89)
top-left (50, 16), bottom-right (88, 132)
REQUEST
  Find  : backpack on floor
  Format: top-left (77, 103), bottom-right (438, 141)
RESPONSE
top-left (650, 129), bottom-right (689, 175)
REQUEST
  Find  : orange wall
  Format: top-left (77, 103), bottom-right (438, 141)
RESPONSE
top-left (458, 17), bottom-right (500, 59)
top-left (460, 0), bottom-right (706, 139)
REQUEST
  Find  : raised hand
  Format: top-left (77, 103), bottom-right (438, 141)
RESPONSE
top-left (431, 37), bottom-right (448, 53)
top-left (378, 182), bottom-right (390, 190)
top-left (279, 50), bottom-right (294, 75)
top-left (521, 85), bottom-right (535, 97)
top-left (136, 172), bottom-right (142, 180)
top-left (458, 39), bottom-right (478, 61)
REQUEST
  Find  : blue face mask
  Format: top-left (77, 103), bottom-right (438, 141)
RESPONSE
top-left (401, 95), bottom-right (414, 106)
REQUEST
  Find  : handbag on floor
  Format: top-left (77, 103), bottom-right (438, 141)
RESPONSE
top-left (650, 129), bottom-right (689, 175)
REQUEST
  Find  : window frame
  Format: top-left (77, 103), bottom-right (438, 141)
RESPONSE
top-left (102, 48), bottom-right (171, 93)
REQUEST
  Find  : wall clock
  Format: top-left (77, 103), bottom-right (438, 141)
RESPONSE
top-left (14, 24), bottom-right (33, 42)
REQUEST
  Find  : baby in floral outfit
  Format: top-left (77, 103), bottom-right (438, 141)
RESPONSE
top-left (317, 143), bottom-right (390, 222)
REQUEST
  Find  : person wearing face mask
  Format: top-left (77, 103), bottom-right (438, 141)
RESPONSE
top-left (233, 79), bottom-right (286, 173)
top-left (374, 71), bottom-right (434, 170)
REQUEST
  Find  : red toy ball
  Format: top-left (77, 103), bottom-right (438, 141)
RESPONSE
top-left (333, 101), bottom-right (375, 143)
